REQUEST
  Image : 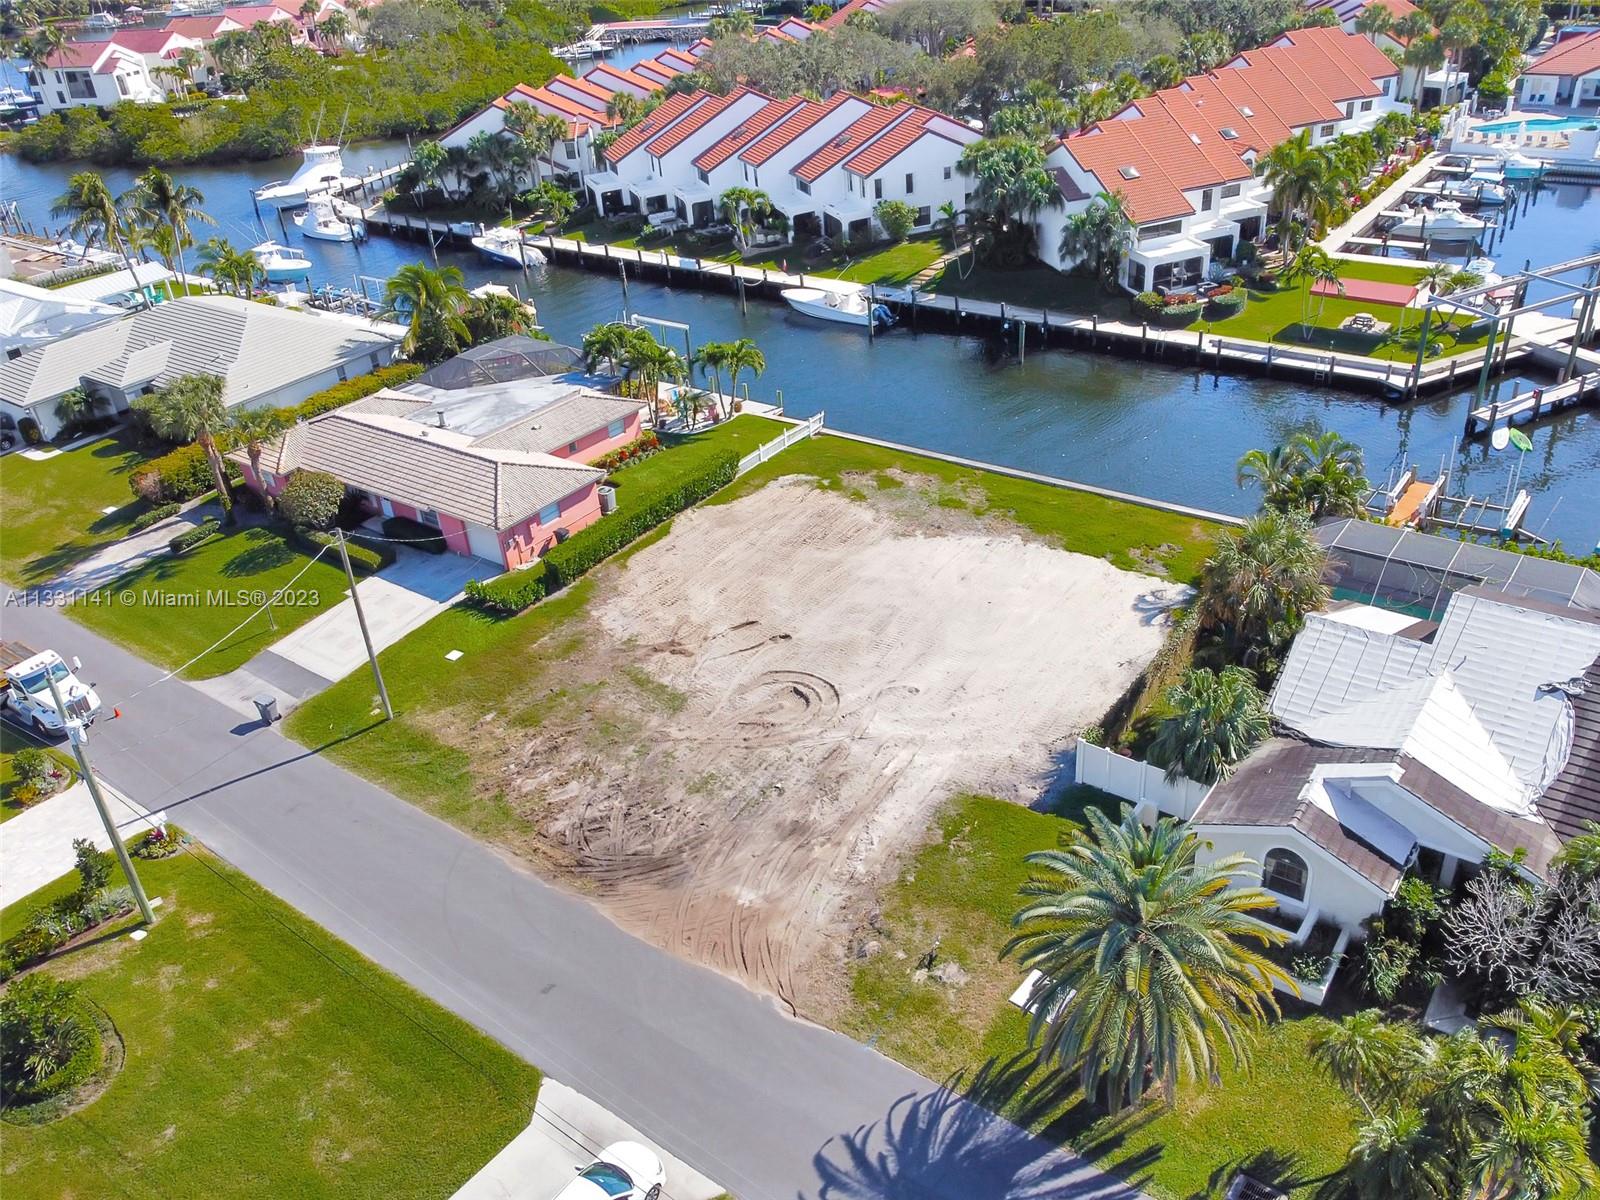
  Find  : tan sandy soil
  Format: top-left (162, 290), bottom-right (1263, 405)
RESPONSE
top-left (473, 476), bottom-right (1182, 1012)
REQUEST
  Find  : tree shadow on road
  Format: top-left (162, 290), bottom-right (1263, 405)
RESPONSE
top-left (804, 1053), bottom-right (1155, 1199)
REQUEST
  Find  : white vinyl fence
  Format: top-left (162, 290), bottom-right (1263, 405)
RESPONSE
top-left (1075, 741), bottom-right (1212, 820)
top-left (737, 411), bottom-right (824, 476)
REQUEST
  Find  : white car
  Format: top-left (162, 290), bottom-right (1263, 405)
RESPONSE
top-left (556, 1142), bottom-right (665, 1200)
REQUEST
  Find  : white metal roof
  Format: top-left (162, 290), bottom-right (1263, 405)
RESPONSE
top-left (0, 278), bottom-right (122, 355)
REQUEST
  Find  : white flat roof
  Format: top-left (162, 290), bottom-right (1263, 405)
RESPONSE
top-left (1323, 602), bottom-right (1421, 634)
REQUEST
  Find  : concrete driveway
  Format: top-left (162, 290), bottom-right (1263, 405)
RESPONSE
top-left (455, 1079), bottom-right (724, 1200)
top-left (48, 506), bottom-right (215, 595)
top-left (260, 546), bottom-right (488, 685)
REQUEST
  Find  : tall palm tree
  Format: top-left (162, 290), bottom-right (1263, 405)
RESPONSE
top-left (1197, 510), bottom-right (1330, 660)
top-left (51, 172), bottom-right (145, 305)
top-left (1281, 244), bottom-right (1344, 338)
top-left (1308, 1010), bottom-right (1420, 1117)
top-left (582, 322), bottom-right (635, 378)
top-left (1147, 666), bottom-right (1269, 785)
top-left (1004, 807), bottom-right (1288, 1113)
top-left (318, 8), bottom-right (349, 50)
top-left (605, 90), bottom-right (643, 127)
top-left (410, 139), bottom-right (446, 208)
top-left (133, 374), bottom-right (234, 522)
top-left (1353, 3), bottom-right (1394, 44)
top-left (127, 168), bottom-right (215, 284)
top-left (623, 335), bottom-right (686, 405)
top-left (1057, 191), bottom-right (1133, 292)
top-left (1404, 33), bottom-right (1447, 109)
top-left (1345, 1108), bottom-right (1453, 1200)
top-left (718, 186), bottom-right (770, 247)
top-left (1235, 443), bottom-right (1302, 511)
top-left (230, 407), bottom-right (284, 500)
top-left (502, 105), bottom-right (568, 190)
top-left (720, 338), bottom-right (765, 415)
top-left (1290, 429), bottom-right (1366, 519)
top-left (697, 340), bottom-right (731, 407)
top-left (1261, 131), bottom-right (1351, 253)
top-left (197, 237), bottom-right (263, 297)
top-left (380, 263), bottom-right (469, 361)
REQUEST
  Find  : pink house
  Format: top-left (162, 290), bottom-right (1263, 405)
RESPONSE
top-left (233, 381), bottom-right (645, 570)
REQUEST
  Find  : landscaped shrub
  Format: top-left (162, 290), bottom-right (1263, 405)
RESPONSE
top-left (0, 885), bottom-right (135, 983)
top-left (542, 449), bottom-right (739, 590)
top-left (129, 502), bottom-right (181, 532)
top-left (283, 363), bottom-right (425, 423)
top-left (132, 826), bottom-right (183, 859)
top-left (275, 470), bottom-right (344, 531)
top-left (592, 430), bottom-right (662, 473)
top-left (131, 442), bottom-right (213, 503)
top-left (382, 516), bottom-right (447, 554)
top-left (1131, 292), bottom-right (1164, 321)
top-left (18, 417), bottom-right (40, 445)
top-left (12, 748), bottom-right (53, 793)
top-left (288, 526), bottom-right (393, 574)
top-left (464, 565), bottom-right (548, 615)
top-left (169, 518), bottom-right (220, 554)
top-left (1157, 299), bottom-right (1204, 325)
top-left (0, 976), bottom-right (101, 1108)
top-left (1205, 290), bottom-right (1247, 319)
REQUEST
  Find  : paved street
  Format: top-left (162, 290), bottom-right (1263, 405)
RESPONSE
top-left (3, 596), bottom-right (1145, 1200)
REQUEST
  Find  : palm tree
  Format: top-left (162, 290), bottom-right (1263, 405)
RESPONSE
top-left (605, 91), bottom-right (643, 127)
top-left (1280, 244), bottom-right (1343, 338)
top-left (133, 374), bottom-right (234, 522)
top-left (298, 0), bottom-right (320, 45)
top-left (1404, 34), bottom-right (1447, 110)
top-left (1550, 820), bottom-right (1600, 881)
top-left (53, 387), bottom-right (99, 436)
top-left (1353, 3), bottom-right (1394, 44)
top-left (1290, 429), bottom-right (1367, 519)
top-left (1197, 510), bottom-right (1330, 660)
top-left (1345, 1108), bottom-right (1453, 1200)
top-left (127, 168), bottom-right (214, 284)
top-left (582, 322), bottom-right (635, 378)
top-left (719, 338), bottom-right (765, 416)
top-left (230, 407), bottom-right (284, 500)
top-left (1057, 191), bottom-right (1133, 291)
top-left (463, 291), bottom-right (535, 345)
top-left (1142, 54), bottom-right (1182, 91)
top-left (51, 172), bottom-right (145, 304)
top-left (957, 137), bottom-right (1060, 263)
top-left (624, 334), bottom-right (686, 407)
top-left (1235, 442), bottom-right (1302, 511)
top-left (697, 340), bottom-right (731, 408)
top-left (1469, 1094), bottom-right (1598, 1200)
top-left (318, 8), bottom-right (348, 49)
top-left (1261, 131), bottom-right (1351, 253)
top-left (380, 263), bottom-right (469, 362)
top-left (718, 186), bottom-right (771, 248)
top-left (502, 105), bottom-right (568, 191)
top-left (197, 237), bottom-right (263, 297)
top-left (1147, 666), bottom-right (1269, 785)
top-left (1308, 1010), bottom-right (1420, 1117)
top-left (1004, 807), bottom-right (1288, 1113)
top-left (410, 139), bottom-right (446, 208)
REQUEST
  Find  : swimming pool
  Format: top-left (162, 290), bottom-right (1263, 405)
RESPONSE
top-left (1475, 114), bottom-right (1600, 134)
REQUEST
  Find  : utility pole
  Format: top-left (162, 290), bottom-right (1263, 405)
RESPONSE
top-left (336, 529), bottom-right (393, 719)
top-left (43, 672), bottom-right (156, 925)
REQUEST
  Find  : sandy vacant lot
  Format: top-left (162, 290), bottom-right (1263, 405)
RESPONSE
top-left (484, 476), bottom-right (1180, 1011)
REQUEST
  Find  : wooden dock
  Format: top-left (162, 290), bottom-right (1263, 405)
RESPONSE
top-left (1465, 369), bottom-right (1600, 436)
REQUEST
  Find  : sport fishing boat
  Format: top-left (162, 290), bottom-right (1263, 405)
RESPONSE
top-left (295, 196), bottom-right (364, 242)
top-left (780, 285), bottom-right (894, 328)
top-left (1440, 176), bottom-right (1508, 206)
top-left (253, 145), bottom-right (356, 209)
top-left (1388, 199), bottom-right (1489, 241)
top-left (1498, 150), bottom-right (1542, 180)
top-left (251, 240), bottom-right (313, 282)
top-left (470, 225), bottom-right (545, 268)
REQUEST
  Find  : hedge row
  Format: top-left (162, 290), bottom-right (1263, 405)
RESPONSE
top-left (288, 525), bottom-right (394, 574)
top-left (0, 887), bottom-right (135, 983)
top-left (169, 518), bottom-right (220, 554)
top-left (545, 449), bottom-right (739, 588)
top-left (464, 448), bottom-right (740, 615)
top-left (127, 364), bottom-right (426, 503)
top-left (130, 502), bottom-right (180, 532)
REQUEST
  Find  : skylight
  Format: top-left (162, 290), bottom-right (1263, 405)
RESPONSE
top-left (1188, 133), bottom-right (1201, 145)
top-left (1240, 105), bottom-right (1255, 117)
top-left (1118, 165), bottom-right (1141, 180)
top-left (1220, 127), bottom-right (1239, 139)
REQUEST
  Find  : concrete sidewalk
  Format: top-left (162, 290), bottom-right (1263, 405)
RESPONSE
top-left (454, 1079), bottom-right (724, 1200)
top-left (0, 774), bottom-right (159, 905)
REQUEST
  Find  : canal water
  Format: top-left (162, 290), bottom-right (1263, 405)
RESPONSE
top-left (4, 146), bottom-right (1598, 552)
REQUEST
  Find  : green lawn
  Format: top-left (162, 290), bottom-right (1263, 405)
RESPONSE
top-left (929, 260), bottom-right (1132, 316)
top-left (835, 793), bottom-right (1359, 1200)
top-left (0, 431), bottom-right (151, 586)
top-left (0, 724), bottom-right (76, 824)
top-left (720, 431), bottom-right (1227, 581)
top-left (68, 525), bottom-right (352, 679)
top-left (1, 847), bottom-right (540, 1199)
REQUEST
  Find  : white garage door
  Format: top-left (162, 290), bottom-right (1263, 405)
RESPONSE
top-left (465, 521), bottom-right (505, 567)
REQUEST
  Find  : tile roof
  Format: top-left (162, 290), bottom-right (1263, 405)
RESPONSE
top-left (693, 95), bottom-right (804, 171)
top-left (633, 58), bottom-right (682, 83)
top-left (604, 90), bottom-right (703, 162)
top-left (1526, 30), bottom-right (1600, 80)
top-left (164, 14), bottom-right (239, 36)
top-left (41, 41), bottom-right (119, 69)
top-left (545, 73), bottom-right (616, 110)
top-left (473, 391), bottom-right (643, 457)
top-left (0, 295), bottom-right (397, 407)
top-left (657, 47), bottom-right (699, 71)
top-left (584, 62), bottom-right (663, 94)
top-left (1539, 657), bottom-right (1600, 840)
top-left (792, 102), bottom-right (904, 183)
top-left (109, 28), bottom-right (195, 53)
top-left (644, 88), bottom-right (762, 158)
top-left (842, 106), bottom-right (971, 176)
top-left (245, 403), bottom-right (602, 529)
top-left (820, 0), bottom-right (893, 30)
top-left (1397, 755), bottom-right (1562, 877)
top-left (738, 91), bottom-right (856, 165)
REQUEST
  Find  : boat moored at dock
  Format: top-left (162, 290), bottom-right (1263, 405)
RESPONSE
top-left (781, 286), bottom-right (894, 328)
top-left (470, 226), bottom-right (546, 268)
top-left (251, 240), bottom-right (313, 282)
top-left (295, 196), bottom-right (365, 242)
top-left (253, 145), bottom-right (357, 209)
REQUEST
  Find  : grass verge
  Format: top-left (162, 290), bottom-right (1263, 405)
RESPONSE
top-left (68, 524), bottom-right (352, 679)
top-left (0, 846), bottom-right (540, 1199)
top-left (0, 430), bottom-right (150, 586)
top-left (0, 724), bottom-right (77, 823)
top-left (832, 793), bottom-right (1358, 1200)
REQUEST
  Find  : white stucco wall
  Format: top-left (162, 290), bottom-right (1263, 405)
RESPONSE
top-left (1194, 823), bottom-right (1392, 932)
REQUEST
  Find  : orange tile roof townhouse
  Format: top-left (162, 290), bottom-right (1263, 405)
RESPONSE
top-left (584, 60), bottom-right (663, 98)
top-left (1518, 31), bottom-right (1600, 110)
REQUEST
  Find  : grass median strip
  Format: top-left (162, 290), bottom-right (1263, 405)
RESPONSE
top-left (830, 793), bottom-right (1359, 1199)
top-left (1, 845), bottom-right (540, 1199)
top-left (68, 525), bottom-right (351, 679)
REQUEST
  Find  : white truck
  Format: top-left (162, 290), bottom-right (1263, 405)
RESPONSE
top-left (0, 641), bottom-right (103, 737)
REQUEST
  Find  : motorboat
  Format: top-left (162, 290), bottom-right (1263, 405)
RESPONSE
top-left (1440, 176), bottom-right (1508, 206)
top-left (554, 37), bottom-right (610, 59)
top-left (781, 285), bottom-right (894, 328)
top-left (0, 85), bottom-right (41, 125)
top-left (295, 196), bottom-right (364, 242)
top-left (251, 240), bottom-right (313, 282)
top-left (83, 11), bottom-right (118, 29)
top-left (1499, 150), bottom-right (1542, 180)
top-left (470, 225), bottom-right (546, 268)
top-left (1387, 200), bottom-right (1488, 241)
top-left (253, 144), bottom-right (356, 209)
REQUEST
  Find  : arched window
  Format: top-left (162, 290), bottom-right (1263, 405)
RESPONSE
top-left (1262, 848), bottom-right (1308, 901)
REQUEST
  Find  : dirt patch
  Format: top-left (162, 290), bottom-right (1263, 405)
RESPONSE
top-left (468, 477), bottom-right (1179, 1012)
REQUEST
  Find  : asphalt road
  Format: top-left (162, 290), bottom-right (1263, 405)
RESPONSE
top-left (3, 597), bottom-right (1145, 1200)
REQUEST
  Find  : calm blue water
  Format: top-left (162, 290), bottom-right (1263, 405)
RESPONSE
top-left (1476, 115), bottom-right (1600, 134)
top-left (4, 147), bottom-right (1599, 552)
